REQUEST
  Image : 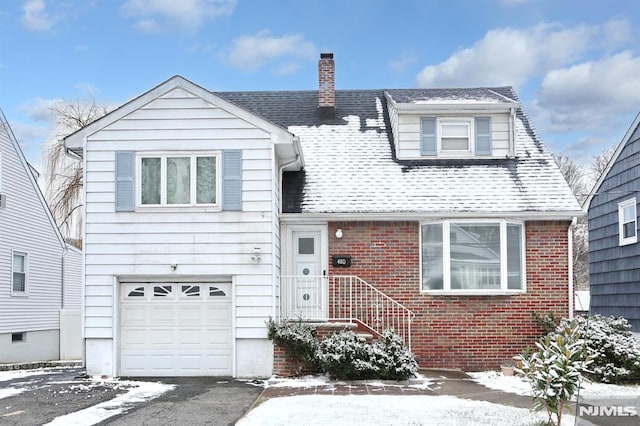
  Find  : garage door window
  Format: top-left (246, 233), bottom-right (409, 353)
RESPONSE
top-left (182, 285), bottom-right (200, 297)
top-left (128, 287), bottom-right (145, 297)
top-left (209, 286), bottom-right (226, 297)
top-left (154, 285), bottom-right (172, 297)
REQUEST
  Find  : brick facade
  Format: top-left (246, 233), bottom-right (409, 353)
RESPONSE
top-left (327, 220), bottom-right (570, 371)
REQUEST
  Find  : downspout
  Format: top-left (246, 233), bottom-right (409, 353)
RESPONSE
top-left (275, 139), bottom-right (302, 320)
top-left (568, 217), bottom-right (577, 319)
top-left (508, 107), bottom-right (516, 157)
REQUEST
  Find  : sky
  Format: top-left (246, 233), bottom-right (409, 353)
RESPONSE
top-left (1, 0), bottom-right (639, 171)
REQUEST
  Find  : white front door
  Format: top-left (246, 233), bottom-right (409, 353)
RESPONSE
top-left (289, 228), bottom-right (327, 319)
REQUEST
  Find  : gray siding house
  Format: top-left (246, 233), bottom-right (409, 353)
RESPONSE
top-left (586, 112), bottom-right (640, 330)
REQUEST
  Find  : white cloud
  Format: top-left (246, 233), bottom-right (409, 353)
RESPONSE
top-left (226, 30), bottom-right (317, 72)
top-left (389, 53), bottom-right (418, 73)
top-left (21, 0), bottom-right (55, 31)
top-left (122, 0), bottom-right (236, 33)
top-left (17, 97), bottom-right (59, 123)
top-left (415, 19), bottom-right (628, 88)
top-left (535, 51), bottom-right (640, 132)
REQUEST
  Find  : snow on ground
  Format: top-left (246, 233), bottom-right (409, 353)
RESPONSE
top-left (44, 379), bottom-right (174, 426)
top-left (0, 368), bottom-right (61, 383)
top-left (469, 371), bottom-right (640, 399)
top-left (0, 387), bottom-right (27, 400)
top-left (237, 394), bottom-right (555, 426)
top-left (265, 373), bottom-right (435, 390)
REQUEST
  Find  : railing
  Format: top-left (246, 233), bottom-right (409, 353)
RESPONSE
top-left (280, 275), bottom-right (415, 350)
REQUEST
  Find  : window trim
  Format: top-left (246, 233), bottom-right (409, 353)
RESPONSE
top-left (618, 198), bottom-right (637, 246)
top-left (136, 151), bottom-right (221, 209)
top-left (419, 219), bottom-right (526, 295)
top-left (11, 250), bottom-right (28, 296)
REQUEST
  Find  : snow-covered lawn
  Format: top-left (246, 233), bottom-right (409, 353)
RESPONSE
top-left (237, 372), bottom-right (640, 425)
top-left (237, 394), bottom-right (551, 426)
top-left (469, 371), bottom-right (640, 399)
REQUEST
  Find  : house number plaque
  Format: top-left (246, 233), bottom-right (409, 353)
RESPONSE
top-left (332, 255), bottom-right (352, 267)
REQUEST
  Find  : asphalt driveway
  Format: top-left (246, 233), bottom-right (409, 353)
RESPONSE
top-left (0, 367), bottom-right (263, 425)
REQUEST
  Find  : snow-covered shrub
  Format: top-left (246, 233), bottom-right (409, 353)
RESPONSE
top-left (319, 329), bottom-right (417, 380)
top-left (517, 321), bottom-right (593, 426)
top-left (371, 329), bottom-right (418, 380)
top-left (267, 319), bottom-right (320, 369)
top-left (561, 315), bottom-right (640, 384)
top-left (319, 329), bottom-right (378, 379)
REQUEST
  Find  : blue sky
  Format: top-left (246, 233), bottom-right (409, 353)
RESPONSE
top-left (1, 0), bottom-right (639, 170)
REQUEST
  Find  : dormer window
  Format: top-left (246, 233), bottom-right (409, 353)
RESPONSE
top-left (420, 117), bottom-right (492, 157)
top-left (440, 120), bottom-right (471, 152)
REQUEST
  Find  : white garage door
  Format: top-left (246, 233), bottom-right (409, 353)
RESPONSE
top-left (119, 282), bottom-right (232, 376)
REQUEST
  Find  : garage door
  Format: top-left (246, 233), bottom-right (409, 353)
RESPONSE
top-left (119, 282), bottom-right (232, 376)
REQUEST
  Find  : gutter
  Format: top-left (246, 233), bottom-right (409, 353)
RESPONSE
top-left (280, 211), bottom-right (584, 223)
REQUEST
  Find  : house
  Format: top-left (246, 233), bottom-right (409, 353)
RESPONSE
top-left (0, 109), bottom-right (83, 363)
top-left (63, 53), bottom-right (581, 377)
top-left (585, 112), bottom-right (640, 331)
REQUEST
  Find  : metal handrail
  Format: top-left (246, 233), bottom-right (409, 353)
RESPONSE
top-left (279, 275), bottom-right (415, 350)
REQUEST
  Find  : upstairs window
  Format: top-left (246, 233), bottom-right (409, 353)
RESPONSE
top-left (11, 251), bottom-right (27, 295)
top-left (420, 117), bottom-right (492, 156)
top-left (421, 220), bottom-right (524, 293)
top-left (619, 198), bottom-right (637, 246)
top-left (138, 153), bottom-right (220, 207)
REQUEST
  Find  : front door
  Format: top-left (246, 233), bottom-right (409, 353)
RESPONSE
top-left (290, 228), bottom-right (327, 319)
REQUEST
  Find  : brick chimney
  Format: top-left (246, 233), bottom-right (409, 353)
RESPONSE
top-left (318, 52), bottom-right (335, 120)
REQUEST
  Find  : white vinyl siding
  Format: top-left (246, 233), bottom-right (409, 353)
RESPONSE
top-left (396, 113), bottom-right (510, 159)
top-left (83, 87), bottom-right (279, 343)
top-left (0, 119), bottom-right (64, 334)
top-left (63, 245), bottom-right (83, 309)
top-left (618, 198), bottom-right (637, 246)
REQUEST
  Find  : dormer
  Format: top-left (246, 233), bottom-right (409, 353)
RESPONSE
top-left (384, 88), bottom-right (520, 160)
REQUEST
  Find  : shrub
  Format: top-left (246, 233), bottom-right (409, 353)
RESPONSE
top-left (371, 329), bottom-right (419, 380)
top-left (319, 329), bottom-right (417, 380)
top-left (517, 320), bottom-right (593, 426)
top-left (267, 319), bottom-right (320, 369)
top-left (560, 315), bottom-right (640, 384)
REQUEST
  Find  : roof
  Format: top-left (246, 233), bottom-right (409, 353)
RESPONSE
top-left (219, 88), bottom-right (581, 217)
top-left (584, 111), bottom-right (640, 211)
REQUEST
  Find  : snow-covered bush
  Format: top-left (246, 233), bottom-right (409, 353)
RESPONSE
top-left (371, 329), bottom-right (418, 380)
top-left (517, 321), bottom-right (593, 426)
top-left (319, 329), bottom-right (417, 380)
top-left (560, 315), bottom-right (640, 384)
top-left (267, 319), bottom-right (320, 368)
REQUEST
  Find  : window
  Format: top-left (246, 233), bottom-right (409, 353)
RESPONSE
top-left (138, 153), bottom-right (220, 207)
top-left (12, 332), bottom-right (25, 343)
top-left (420, 117), bottom-right (492, 156)
top-left (619, 198), bottom-right (637, 246)
top-left (421, 220), bottom-right (525, 293)
top-left (440, 121), bottom-right (470, 151)
top-left (11, 251), bottom-right (27, 295)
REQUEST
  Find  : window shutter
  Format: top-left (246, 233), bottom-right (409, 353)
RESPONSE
top-left (475, 117), bottom-right (492, 155)
top-left (115, 151), bottom-right (135, 212)
top-left (420, 117), bottom-right (437, 156)
top-left (222, 150), bottom-right (242, 211)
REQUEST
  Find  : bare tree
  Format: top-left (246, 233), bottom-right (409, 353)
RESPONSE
top-left (42, 99), bottom-right (111, 247)
top-left (589, 146), bottom-right (616, 187)
top-left (553, 153), bottom-right (590, 292)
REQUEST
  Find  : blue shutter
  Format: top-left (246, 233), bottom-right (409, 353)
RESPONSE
top-left (115, 151), bottom-right (134, 212)
top-left (420, 117), bottom-right (437, 156)
top-left (222, 150), bottom-right (242, 211)
top-left (475, 117), bottom-right (492, 155)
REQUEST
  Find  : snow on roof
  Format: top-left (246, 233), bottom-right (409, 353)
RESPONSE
top-left (219, 89), bottom-right (580, 216)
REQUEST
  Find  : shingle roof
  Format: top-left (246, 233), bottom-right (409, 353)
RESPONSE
top-left (218, 88), bottom-right (581, 216)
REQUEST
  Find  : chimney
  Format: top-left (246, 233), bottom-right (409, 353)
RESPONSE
top-left (318, 52), bottom-right (335, 120)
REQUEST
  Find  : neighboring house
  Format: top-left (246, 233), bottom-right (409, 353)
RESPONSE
top-left (585, 112), bottom-right (640, 330)
top-left (0, 110), bottom-right (83, 363)
top-left (63, 54), bottom-right (581, 377)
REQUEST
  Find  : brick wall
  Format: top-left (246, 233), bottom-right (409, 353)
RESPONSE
top-left (327, 221), bottom-right (570, 371)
